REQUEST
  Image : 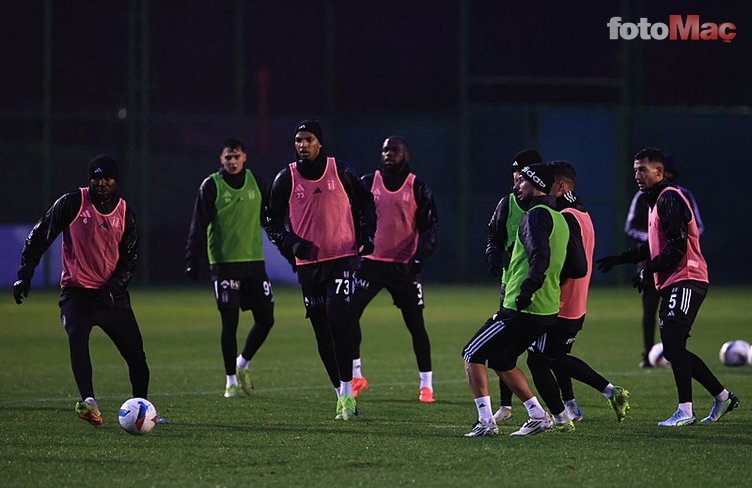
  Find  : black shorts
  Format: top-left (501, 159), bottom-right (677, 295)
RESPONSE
top-left (59, 292), bottom-right (146, 363)
top-left (298, 258), bottom-right (356, 316)
top-left (528, 315), bottom-right (585, 361)
top-left (354, 258), bottom-right (424, 311)
top-left (213, 273), bottom-right (274, 312)
top-left (462, 308), bottom-right (557, 371)
top-left (658, 280), bottom-right (708, 335)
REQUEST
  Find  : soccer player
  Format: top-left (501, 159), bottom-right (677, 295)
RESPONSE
top-left (624, 157), bottom-right (704, 368)
top-left (13, 155), bottom-right (151, 427)
top-left (525, 161), bottom-right (630, 429)
top-left (462, 163), bottom-right (571, 437)
top-left (185, 138), bottom-right (275, 398)
top-left (350, 136), bottom-right (439, 403)
top-left (266, 120), bottom-right (376, 420)
top-left (597, 147), bottom-right (739, 426)
top-left (485, 149), bottom-right (542, 421)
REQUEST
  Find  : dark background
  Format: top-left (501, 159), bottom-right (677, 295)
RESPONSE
top-left (2, 1), bottom-right (751, 286)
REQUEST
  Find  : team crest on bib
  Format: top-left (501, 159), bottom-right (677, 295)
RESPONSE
top-left (327, 178), bottom-right (336, 191)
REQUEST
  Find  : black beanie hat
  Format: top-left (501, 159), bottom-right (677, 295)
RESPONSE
top-left (88, 155), bottom-right (119, 180)
top-left (519, 163), bottom-right (555, 194)
top-left (511, 149), bottom-right (542, 172)
top-left (295, 120), bottom-right (323, 144)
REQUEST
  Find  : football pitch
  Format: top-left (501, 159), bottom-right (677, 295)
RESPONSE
top-left (1, 285), bottom-right (750, 487)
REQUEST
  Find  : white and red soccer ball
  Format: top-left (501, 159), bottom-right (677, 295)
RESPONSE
top-left (118, 397), bottom-right (158, 435)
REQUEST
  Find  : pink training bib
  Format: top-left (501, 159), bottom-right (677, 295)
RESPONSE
top-left (61, 187), bottom-right (126, 289)
top-left (367, 170), bottom-right (419, 264)
top-left (288, 157), bottom-right (357, 265)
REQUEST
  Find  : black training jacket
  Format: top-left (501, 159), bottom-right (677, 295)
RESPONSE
top-left (618, 180), bottom-right (693, 274)
top-left (17, 190), bottom-right (138, 295)
top-left (185, 168), bottom-right (269, 278)
top-left (555, 191), bottom-right (589, 281)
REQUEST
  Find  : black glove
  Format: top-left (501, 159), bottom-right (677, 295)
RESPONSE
top-left (642, 267), bottom-right (655, 288)
top-left (595, 255), bottom-right (624, 273)
top-left (96, 287), bottom-right (116, 308)
top-left (358, 236), bottom-right (375, 256)
top-left (293, 240), bottom-right (315, 260)
top-left (408, 257), bottom-right (423, 275)
top-left (486, 253), bottom-right (501, 277)
top-left (185, 266), bottom-right (199, 280)
top-left (515, 294), bottom-right (532, 311)
top-left (13, 278), bottom-right (31, 305)
top-left (632, 269), bottom-right (645, 293)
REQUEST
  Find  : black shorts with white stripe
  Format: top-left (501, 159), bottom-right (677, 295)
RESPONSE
top-left (462, 308), bottom-right (556, 371)
top-left (528, 315), bottom-right (585, 361)
top-left (658, 280), bottom-right (708, 332)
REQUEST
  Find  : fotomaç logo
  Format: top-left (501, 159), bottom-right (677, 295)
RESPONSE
top-left (608, 15), bottom-right (736, 43)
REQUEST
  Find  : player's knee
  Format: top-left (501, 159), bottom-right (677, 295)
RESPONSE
top-left (255, 309), bottom-right (275, 330)
top-left (307, 309), bottom-right (327, 329)
top-left (124, 348), bottom-right (148, 368)
top-left (462, 346), bottom-right (488, 366)
top-left (662, 340), bottom-right (681, 362)
top-left (402, 312), bottom-right (426, 334)
top-left (65, 326), bottom-right (89, 345)
top-left (526, 350), bottom-right (549, 371)
top-left (660, 324), bottom-right (687, 359)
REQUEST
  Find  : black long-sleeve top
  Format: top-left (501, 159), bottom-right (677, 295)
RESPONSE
top-left (556, 191), bottom-right (589, 281)
top-left (265, 154), bottom-right (376, 265)
top-left (17, 189), bottom-right (138, 296)
top-left (617, 180), bottom-right (694, 274)
top-left (487, 191), bottom-right (586, 285)
top-left (516, 195), bottom-right (587, 298)
top-left (486, 192), bottom-right (515, 273)
top-left (185, 168), bottom-right (269, 277)
top-left (624, 183), bottom-right (704, 243)
top-left (361, 163), bottom-right (438, 260)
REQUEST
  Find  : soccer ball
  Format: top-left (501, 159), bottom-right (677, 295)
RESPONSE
top-left (648, 342), bottom-right (671, 368)
top-left (118, 397), bottom-right (158, 435)
top-left (719, 340), bottom-right (750, 367)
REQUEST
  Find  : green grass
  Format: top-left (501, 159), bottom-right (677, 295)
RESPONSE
top-left (1, 285), bottom-right (751, 487)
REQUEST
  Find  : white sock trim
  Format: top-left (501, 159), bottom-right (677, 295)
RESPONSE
top-left (419, 371), bottom-right (433, 389)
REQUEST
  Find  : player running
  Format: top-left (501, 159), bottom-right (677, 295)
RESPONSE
top-left (266, 120), bottom-right (376, 420)
top-left (597, 147), bottom-right (739, 426)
